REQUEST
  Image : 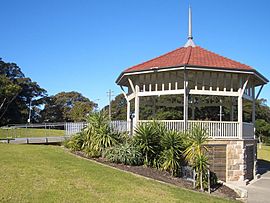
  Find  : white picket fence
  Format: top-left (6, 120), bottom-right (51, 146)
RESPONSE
top-left (65, 120), bottom-right (254, 139)
top-left (65, 122), bottom-right (86, 136)
top-left (65, 121), bottom-right (129, 136)
top-left (110, 120), bottom-right (129, 133)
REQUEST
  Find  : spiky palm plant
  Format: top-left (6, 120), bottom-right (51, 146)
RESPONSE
top-left (85, 111), bottom-right (119, 156)
top-left (183, 125), bottom-right (209, 164)
top-left (194, 153), bottom-right (209, 191)
top-left (183, 125), bottom-right (209, 191)
top-left (65, 132), bottom-right (84, 151)
top-left (134, 123), bottom-right (161, 165)
top-left (160, 131), bottom-right (184, 176)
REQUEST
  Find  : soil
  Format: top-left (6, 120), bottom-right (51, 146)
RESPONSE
top-left (73, 151), bottom-right (239, 200)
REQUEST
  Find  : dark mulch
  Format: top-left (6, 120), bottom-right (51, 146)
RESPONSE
top-left (73, 151), bottom-right (239, 200)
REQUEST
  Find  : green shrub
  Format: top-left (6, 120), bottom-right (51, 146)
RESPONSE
top-left (183, 125), bottom-right (209, 191)
top-left (78, 111), bottom-right (120, 157)
top-left (159, 131), bottom-right (184, 176)
top-left (65, 133), bottom-right (84, 151)
top-left (105, 142), bottom-right (143, 166)
top-left (194, 153), bottom-right (209, 191)
top-left (149, 121), bottom-right (167, 137)
top-left (81, 126), bottom-right (100, 157)
top-left (65, 111), bottom-right (121, 157)
top-left (134, 123), bottom-right (161, 166)
top-left (263, 136), bottom-right (270, 146)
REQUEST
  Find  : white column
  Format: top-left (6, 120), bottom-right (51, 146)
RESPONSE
top-left (238, 96), bottom-right (243, 139)
top-left (252, 86), bottom-right (257, 178)
top-left (134, 85), bottom-right (140, 128)
top-left (252, 87), bottom-right (256, 138)
top-left (238, 77), bottom-right (243, 139)
top-left (126, 100), bottom-right (131, 132)
top-left (183, 71), bottom-right (188, 130)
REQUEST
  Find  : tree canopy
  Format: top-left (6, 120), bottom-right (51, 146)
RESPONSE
top-left (41, 91), bottom-right (97, 122)
top-left (0, 58), bottom-right (47, 125)
top-left (0, 58), bottom-right (97, 125)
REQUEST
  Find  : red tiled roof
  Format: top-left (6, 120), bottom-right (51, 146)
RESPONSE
top-left (124, 46), bottom-right (253, 73)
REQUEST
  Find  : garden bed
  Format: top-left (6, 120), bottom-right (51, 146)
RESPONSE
top-left (73, 151), bottom-right (239, 200)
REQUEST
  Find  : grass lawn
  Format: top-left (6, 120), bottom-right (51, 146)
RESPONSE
top-left (258, 145), bottom-right (270, 162)
top-left (0, 144), bottom-right (236, 203)
top-left (0, 128), bottom-right (64, 139)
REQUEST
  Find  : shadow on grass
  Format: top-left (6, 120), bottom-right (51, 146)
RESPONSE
top-left (257, 159), bottom-right (270, 175)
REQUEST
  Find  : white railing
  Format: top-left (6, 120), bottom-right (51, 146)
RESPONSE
top-left (187, 120), bottom-right (239, 139)
top-left (65, 120), bottom-right (255, 139)
top-left (110, 120), bottom-right (129, 133)
top-left (138, 120), bottom-right (240, 139)
top-left (65, 121), bottom-right (129, 136)
top-left (65, 122), bottom-right (86, 136)
top-left (243, 122), bottom-right (254, 139)
top-left (139, 120), bottom-right (185, 132)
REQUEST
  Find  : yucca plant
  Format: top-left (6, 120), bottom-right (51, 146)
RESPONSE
top-left (81, 126), bottom-right (100, 157)
top-left (65, 132), bottom-right (84, 151)
top-left (183, 125), bottom-right (209, 191)
top-left (159, 131), bottom-right (184, 176)
top-left (183, 126), bottom-right (209, 164)
top-left (85, 111), bottom-right (119, 156)
top-left (134, 123), bottom-right (161, 165)
top-left (87, 110), bottom-right (109, 131)
top-left (149, 121), bottom-right (167, 137)
top-left (194, 153), bottom-right (209, 191)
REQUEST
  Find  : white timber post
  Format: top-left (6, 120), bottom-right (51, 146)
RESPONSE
top-left (252, 86), bottom-right (256, 138)
top-left (126, 100), bottom-right (131, 132)
top-left (252, 86), bottom-right (257, 178)
top-left (238, 95), bottom-right (243, 139)
top-left (238, 76), bottom-right (249, 139)
top-left (120, 85), bottom-right (132, 133)
top-left (183, 70), bottom-right (189, 130)
top-left (238, 76), bottom-right (243, 139)
top-left (134, 85), bottom-right (140, 129)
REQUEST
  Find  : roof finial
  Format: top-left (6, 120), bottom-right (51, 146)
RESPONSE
top-left (184, 5), bottom-right (196, 47)
top-left (188, 5), bottom-right (192, 39)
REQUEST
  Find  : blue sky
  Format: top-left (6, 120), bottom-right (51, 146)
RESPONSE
top-left (0, 0), bottom-right (269, 108)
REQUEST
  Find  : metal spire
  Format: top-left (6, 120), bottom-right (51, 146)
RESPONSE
top-left (184, 6), bottom-right (196, 47)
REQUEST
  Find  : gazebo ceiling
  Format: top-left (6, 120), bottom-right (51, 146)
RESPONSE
top-left (116, 45), bottom-right (268, 85)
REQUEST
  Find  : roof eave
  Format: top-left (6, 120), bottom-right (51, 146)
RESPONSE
top-left (116, 65), bottom-right (268, 86)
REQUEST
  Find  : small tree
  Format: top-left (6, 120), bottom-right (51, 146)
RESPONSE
top-left (66, 111), bottom-right (120, 157)
top-left (86, 111), bottom-right (119, 156)
top-left (134, 122), bottom-right (161, 166)
top-left (184, 126), bottom-right (209, 191)
top-left (159, 131), bottom-right (184, 176)
top-left (255, 119), bottom-right (270, 147)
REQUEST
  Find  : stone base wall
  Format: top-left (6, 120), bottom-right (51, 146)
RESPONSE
top-left (207, 139), bottom-right (256, 182)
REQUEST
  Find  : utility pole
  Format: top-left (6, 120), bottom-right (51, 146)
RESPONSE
top-left (107, 89), bottom-right (114, 120)
top-left (27, 99), bottom-right (32, 124)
